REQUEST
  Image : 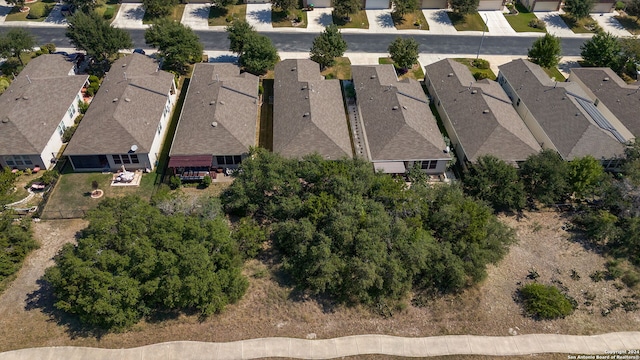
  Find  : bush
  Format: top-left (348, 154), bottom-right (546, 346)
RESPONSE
top-left (88, 75), bottom-right (100, 83)
top-left (43, 43), bottom-right (56, 53)
top-left (169, 175), bottom-right (181, 189)
top-left (0, 215), bottom-right (39, 286)
top-left (38, 170), bottom-right (59, 186)
top-left (519, 283), bottom-right (576, 320)
top-left (258, 84), bottom-right (264, 95)
top-left (78, 100), bottom-right (89, 114)
top-left (622, 271), bottom-right (640, 288)
top-left (103, 6), bottom-right (115, 19)
top-left (473, 71), bottom-right (489, 80)
top-left (529, 18), bottom-right (546, 29)
top-left (39, 46), bottom-right (50, 54)
top-left (201, 175), bottom-right (212, 188)
top-left (472, 58), bottom-right (490, 69)
top-left (27, 5), bottom-right (46, 19)
top-left (615, 1), bottom-right (625, 10)
top-left (62, 125), bottom-right (77, 143)
top-left (0, 77), bottom-right (10, 95)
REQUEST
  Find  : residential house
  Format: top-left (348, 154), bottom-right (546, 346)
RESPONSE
top-left (569, 68), bottom-right (640, 140)
top-left (168, 63), bottom-right (259, 179)
top-left (425, 59), bottom-right (541, 169)
top-left (352, 64), bottom-right (450, 174)
top-left (65, 53), bottom-right (177, 171)
top-left (498, 59), bottom-right (631, 168)
top-left (0, 54), bottom-right (88, 171)
top-left (273, 59), bottom-right (352, 160)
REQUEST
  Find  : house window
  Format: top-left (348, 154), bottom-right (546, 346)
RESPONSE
top-left (57, 121), bottom-right (67, 137)
top-left (130, 154), bottom-right (139, 164)
top-left (5, 155), bottom-right (32, 166)
top-left (68, 104), bottom-right (76, 118)
top-left (420, 160), bottom-right (438, 170)
top-left (113, 154), bottom-right (139, 165)
top-left (113, 155), bottom-right (122, 164)
top-left (157, 122), bottom-right (163, 135)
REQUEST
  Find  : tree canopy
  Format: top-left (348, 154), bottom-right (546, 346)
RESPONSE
top-left (528, 33), bottom-right (562, 69)
top-left (66, 11), bottom-right (133, 63)
top-left (145, 19), bottom-right (203, 74)
top-left (333, 0), bottom-right (361, 18)
top-left (239, 33), bottom-right (279, 75)
top-left (450, 0), bottom-right (479, 15)
top-left (519, 149), bottom-right (570, 205)
top-left (463, 155), bottom-right (526, 212)
top-left (142, 0), bottom-right (178, 19)
top-left (388, 36), bottom-right (419, 70)
top-left (66, 0), bottom-right (98, 13)
top-left (627, 0), bottom-right (640, 17)
top-left (392, 0), bottom-right (419, 19)
top-left (226, 20), bottom-right (256, 56)
top-left (272, 0), bottom-right (297, 13)
top-left (309, 24), bottom-right (347, 68)
top-left (222, 149), bottom-right (516, 307)
top-left (45, 195), bottom-right (248, 331)
top-left (0, 214), bottom-right (38, 287)
top-left (580, 31), bottom-right (621, 68)
top-left (563, 0), bottom-right (595, 19)
top-left (0, 28), bottom-right (36, 66)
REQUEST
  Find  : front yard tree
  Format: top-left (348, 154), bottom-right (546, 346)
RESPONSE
top-left (388, 36), bottom-right (419, 71)
top-left (0, 28), bottom-right (36, 66)
top-left (143, 0), bottom-right (178, 19)
top-left (309, 24), bottom-right (347, 68)
top-left (240, 33), bottom-right (279, 75)
top-left (392, 0), bottom-right (419, 20)
top-left (528, 33), bottom-right (562, 69)
top-left (66, 11), bottom-right (133, 63)
top-left (563, 0), bottom-right (595, 19)
top-left (450, 0), bottom-right (479, 15)
top-left (145, 20), bottom-right (204, 74)
top-left (568, 155), bottom-right (605, 199)
top-left (463, 155), bottom-right (526, 212)
top-left (333, 0), bottom-right (361, 19)
top-left (226, 20), bottom-right (256, 56)
top-left (580, 31), bottom-right (621, 69)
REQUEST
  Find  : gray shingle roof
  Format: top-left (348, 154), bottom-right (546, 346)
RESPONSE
top-left (352, 65), bottom-right (449, 162)
top-left (170, 63), bottom-right (258, 157)
top-left (273, 59), bottom-right (352, 159)
top-left (64, 54), bottom-right (175, 156)
top-left (570, 67), bottom-right (640, 138)
top-left (0, 55), bottom-right (88, 155)
top-left (425, 59), bottom-right (540, 163)
top-left (498, 59), bottom-right (626, 160)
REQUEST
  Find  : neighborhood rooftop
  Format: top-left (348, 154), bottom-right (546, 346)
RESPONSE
top-left (425, 59), bottom-right (540, 164)
top-left (0, 54), bottom-right (87, 156)
top-left (570, 67), bottom-right (640, 138)
top-left (64, 53), bottom-right (175, 156)
top-left (352, 64), bottom-right (449, 162)
top-left (273, 59), bottom-right (352, 160)
top-left (498, 59), bottom-right (629, 161)
top-left (170, 63), bottom-right (258, 161)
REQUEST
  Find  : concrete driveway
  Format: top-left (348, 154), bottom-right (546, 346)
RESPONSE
top-left (246, 3), bottom-right (272, 31)
top-left (422, 10), bottom-right (457, 34)
top-left (366, 9), bottom-right (398, 33)
top-left (43, 3), bottom-right (67, 25)
top-left (534, 11), bottom-right (577, 37)
top-left (306, 7), bottom-right (333, 31)
top-left (112, 3), bottom-right (147, 29)
top-left (479, 11), bottom-right (516, 36)
top-left (591, 11), bottom-right (631, 36)
top-left (182, 3), bottom-right (210, 30)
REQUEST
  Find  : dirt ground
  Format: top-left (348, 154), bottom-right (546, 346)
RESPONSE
top-left (0, 211), bottom-right (638, 357)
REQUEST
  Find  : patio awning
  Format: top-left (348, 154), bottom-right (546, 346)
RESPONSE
top-left (374, 161), bottom-right (406, 174)
top-left (168, 155), bottom-right (213, 168)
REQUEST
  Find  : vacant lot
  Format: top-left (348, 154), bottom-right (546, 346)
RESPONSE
top-left (0, 211), bottom-right (638, 355)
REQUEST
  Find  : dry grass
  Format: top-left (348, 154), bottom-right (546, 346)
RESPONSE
top-left (393, 11), bottom-right (429, 30)
top-left (320, 57), bottom-right (352, 80)
top-left (1, 211), bottom-right (639, 353)
top-left (615, 15), bottom-right (640, 35)
top-left (209, 4), bottom-right (247, 26)
top-left (559, 14), bottom-right (600, 34)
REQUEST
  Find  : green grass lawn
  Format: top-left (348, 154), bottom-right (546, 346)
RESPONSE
top-left (333, 10), bottom-right (369, 29)
top-left (5, 0), bottom-right (55, 22)
top-left (378, 57), bottom-right (425, 80)
top-left (447, 12), bottom-right (486, 31)
top-left (209, 4), bottom-right (247, 26)
top-left (615, 15), bottom-right (640, 35)
top-left (503, 3), bottom-right (546, 32)
top-left (321, 57), bottom-right (352, 80)
top-left (559, 14), bottom-right (600, 34)
top-left (258, 79), bottom-right (274, 151)
top-left (453, 58), bottom-right (497, 80)
top-left (393, 11), bottom-right (429, 30)
top-left (271, 8), bottom-right (307, 28)
top-left (542, 66), bottom-right (566, 81)
top-left (143, 4), bottom-right (186, 24)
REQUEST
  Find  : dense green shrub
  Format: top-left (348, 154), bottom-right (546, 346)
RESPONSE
top-left (472, 58), bottom-right (490, 69)
top-left (78, 100), bottom-right (89, 114)
top-left (519, 283), bottom-right (576, 320)
top-left (103, 6), bottom-right (115, 19)
top-left (169, 175), bottom-right (181, 189)
top-left (27, 5), bottom-right (46, 19)
top-left (62, 125), bottom-right (77, 143)
top-left (43, 43), bottom-right (56, 53)
top-left (528, 18), bottom-right (546, 29)
top-left (0, 216), bottom-right (38, 291)
top-left (201, 175), bottom-right (212, 188)
top-left (0, 77), bottom-right (10, 95)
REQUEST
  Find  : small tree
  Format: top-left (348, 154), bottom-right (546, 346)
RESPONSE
top-left (240, 33), bottom-right (279, 75)
top-left (333, 0), bottom-right (361, 19)
top-left (464, 155), bottom-right (526, 212)
top-left (450, 0), bottom-right (479, 15)
top-left (519, 283), bottom-right (576, 320)
top-left (568, 155), bottom-right (604, 200)
top-left (580, 31), bottom-right (621, 68)
top-left (528, 33), bottom-right (562, 69)
top-left (226, 20), bottom-right (256, 56)
top-left (145, 20), bottom-right (204, 74)
top-left (392, 0), bottom-right (419, 20)
top-left (563, 0), bottom-right (595, 19)
top-left (0, 28), bottom-right (36, 66)
top-left (66, 11), bottom-right (133, 63)
top-left (309, 24), bottom-right (347, 68)
top-left (388, 37), bottom-right (419, 71)
top-left (142, 0), bottom-right (178, 19)
top-left (0, 167), bottom-right (19, 206)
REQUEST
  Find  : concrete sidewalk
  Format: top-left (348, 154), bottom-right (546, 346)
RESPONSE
top-left (2, 332), bottom-right (640, 359)
top-left (591, 11), bottom-right (632, 37)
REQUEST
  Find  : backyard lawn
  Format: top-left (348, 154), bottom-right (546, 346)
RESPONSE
top-left (272, 8), bottom-right (307, 28)
top-left (453, 58), bottom-right (497, 80)
top-left (378, 57), bottom-right (425, 80)
top-left (503, 3), bottom-right (546, 32)
top-left (333, 10), bottom-right (369, 29)
top-left (393, 11), bottom-right (429, 30)
top-left (615, 15), bottom-right (640, 35)
top-left (209, 4), bottom-right (247, 26)
top-left (542, 66), bottom-right (565, 81)
top-left (5, 0), bottom-right (55, 22)
top-left (321, 57), bottom-right (352, 80)
top-left (559, 14), bottom-right (600, 34)
top-left (447, 12), bottom-right (486, 31)
top-left (143, 4), bottom-right (186, 24)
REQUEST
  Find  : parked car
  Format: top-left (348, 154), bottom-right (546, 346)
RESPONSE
top-left (133, 48), bottom-right (146, 55)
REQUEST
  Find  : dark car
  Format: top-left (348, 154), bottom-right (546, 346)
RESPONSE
top-left (133, 48), bottom-right (146, 55)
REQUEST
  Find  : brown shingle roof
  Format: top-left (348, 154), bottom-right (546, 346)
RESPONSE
top-left (64, 54), bottom-right (175, 156)
top-left (570, 67), bottom-right (640, 137)
top-left (352, 65), bottom-right (449, 162)
top-left (498, 59), bottom-right (626, 160)
top-left (0, 55), bottom-right (88, 155)
top-left (170, 63), bottom-right (258, 157)
top-left (425, 59), bottom-right (540, 163)
top-left (273, 59), bottom-right (352, 159)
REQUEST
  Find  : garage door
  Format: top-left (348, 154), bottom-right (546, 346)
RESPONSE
top-left (591, 2), bottom-right (613, 12)
top-left (532, 0), bottom-right (559, 11)
top-left (245, 0), bottom-right (269, 3)
top-left (365, 0), bottom-right (389, 9)
top-left (477, 0), bottom-right (502, 10)
top-left (421, 0), bottom-right (447, 8)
